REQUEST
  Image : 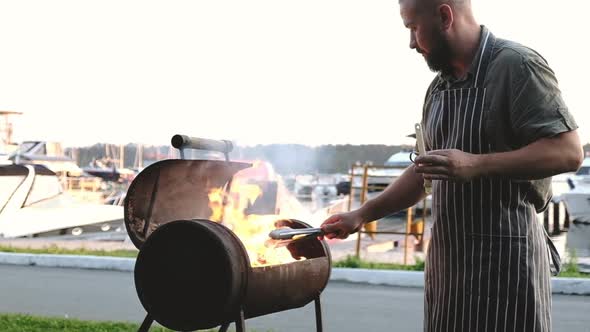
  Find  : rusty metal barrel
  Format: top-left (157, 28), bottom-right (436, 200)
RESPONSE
top-left (134, 219), bottom-right (331, 332)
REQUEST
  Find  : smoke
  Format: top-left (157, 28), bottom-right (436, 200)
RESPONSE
top-left (231, 144), bottom-right (317, 175)
top-left (230, 143), bottom-right (411, 175)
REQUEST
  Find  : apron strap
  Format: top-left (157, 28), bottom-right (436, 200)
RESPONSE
top-left (543, 227), bottom-right (562, 276)
top-left (473, 28), bottom-right (497, 89)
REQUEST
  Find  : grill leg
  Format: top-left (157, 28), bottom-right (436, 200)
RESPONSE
top-left (218, 323), bottom-right (231, 332)
top-left (315, 296), bottom-right (323, 332)
top-left (137, 314), bottom-right (153, 332)
top-left (235, 309), bottom-right (246, 332)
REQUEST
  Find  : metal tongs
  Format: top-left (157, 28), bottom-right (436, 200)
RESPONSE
top-left (414, 123), bottom-right (432, 194)
top-left (269, 227), bottom-right (324, 240)
top-left (265, 227), bottom-right (324, 248)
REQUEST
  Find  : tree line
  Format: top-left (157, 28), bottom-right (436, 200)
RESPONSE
top-left (69, 142), bottom-right (590, 175)
top-left (69, 143), bottom-right (415, 175)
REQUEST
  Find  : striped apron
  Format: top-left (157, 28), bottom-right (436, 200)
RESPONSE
top-left (423, 30), bottom-right (554, 332)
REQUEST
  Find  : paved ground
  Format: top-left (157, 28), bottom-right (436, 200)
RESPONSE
top-left (1, 264), bottom-right (589, 332)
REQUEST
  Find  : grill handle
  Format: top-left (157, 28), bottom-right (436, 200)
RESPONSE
top-left (171, 134), bottom-right (233, 153)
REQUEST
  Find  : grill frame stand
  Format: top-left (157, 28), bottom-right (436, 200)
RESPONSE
top-left (235, 309), bottom-right (245, 332)
top-left (315, 296), bottom-right (324, 332)
top-left (132, 136), bottom-right (329, 332)
top-left (138, 314), bottom-right (153, 332)
top-left (136, 298), bottom-right (325, 332)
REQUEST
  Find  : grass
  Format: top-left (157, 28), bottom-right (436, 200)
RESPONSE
top-left (0, 245), bottom-right (138, 258)
top-left (0, 314), bottom-right (268, 332)
top-left (333, 255), bottom-right (425, 271)
top-left (559, 250), bottom-right (587, 278)
top-left (334, 254), bottom-right (589, 278)
top-left (0, 314), bottom-right (171, 332)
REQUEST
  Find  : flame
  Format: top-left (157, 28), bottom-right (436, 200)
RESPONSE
top-left (208, 173), bottom-right (305, 267)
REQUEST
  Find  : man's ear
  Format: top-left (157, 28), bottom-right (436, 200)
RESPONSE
top-left (438, 4), bottom-right (454, 31)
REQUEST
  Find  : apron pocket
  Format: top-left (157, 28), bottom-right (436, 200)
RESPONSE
top-left (465, 234), bottom-right (528, 299)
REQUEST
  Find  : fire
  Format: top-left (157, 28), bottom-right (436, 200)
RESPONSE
top-left (207, 173), bottom-right (305, 267)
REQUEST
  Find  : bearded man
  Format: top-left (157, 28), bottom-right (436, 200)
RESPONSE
top-left (321, 0), bottom-right (583, 331)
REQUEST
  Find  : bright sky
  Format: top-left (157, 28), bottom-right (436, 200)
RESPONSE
top-left (0, 0), bottom-right (588, 147)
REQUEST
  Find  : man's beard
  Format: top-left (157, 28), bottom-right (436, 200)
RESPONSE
top-left (422, 29), bottom-right (454, 76)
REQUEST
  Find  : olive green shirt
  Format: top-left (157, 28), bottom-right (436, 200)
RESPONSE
top-left (422, 26), bottom-right (578, 211)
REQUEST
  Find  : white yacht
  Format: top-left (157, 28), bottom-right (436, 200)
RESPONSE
top-left (347, 151), bottom-right (431, 212)
top-left (559, 158), bottom-right (590, 223)
top-left (0, 164), bottom-right (124, 238)
top-left (8, 140), bottom-right (83, 177)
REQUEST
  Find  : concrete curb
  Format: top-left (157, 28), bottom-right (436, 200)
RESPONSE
top-left (0, 252), bottom-right (134, 272)
top-left (1, 253), bottom-right (588, 295)
top-left (330, 268), bottom-right (590, 295)
top-left (551, 277), bottom-right (590, 295)
top-left (331, 268), bottom-right (424, 288)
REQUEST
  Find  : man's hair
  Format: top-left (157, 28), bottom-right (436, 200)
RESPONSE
top-left (400, 0), bottom-right (470, 12)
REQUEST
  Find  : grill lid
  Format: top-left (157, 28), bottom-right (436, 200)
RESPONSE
top-left (124, 159), bottom-right (250, 249)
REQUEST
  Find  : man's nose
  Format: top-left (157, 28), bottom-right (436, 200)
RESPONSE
top-left (409, 32), bottom-right (417, 49)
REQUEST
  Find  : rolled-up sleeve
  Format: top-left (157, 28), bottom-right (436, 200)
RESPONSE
top-left (509, 56), bottom-right (577, 146)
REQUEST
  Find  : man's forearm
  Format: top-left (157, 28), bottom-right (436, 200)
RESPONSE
top-left (357, 165), bottom-right (427, 224)
top-left (477, 130), bottom-right (583, 180)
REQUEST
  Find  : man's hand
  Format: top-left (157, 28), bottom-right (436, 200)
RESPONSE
top-left (414, 149), bottom-right (481, 182)
top-left (320, 211), bottom-right (364, 240)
